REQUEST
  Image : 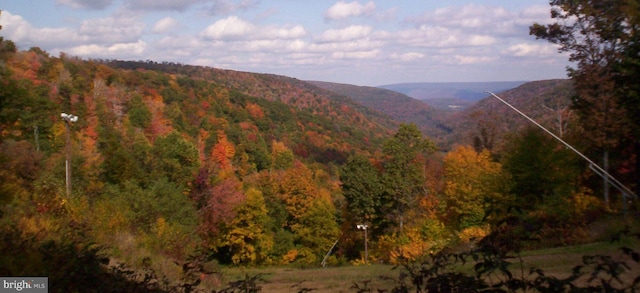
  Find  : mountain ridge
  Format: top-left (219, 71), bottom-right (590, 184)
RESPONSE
top-left (378, 81), bottom-right (529, 101)
top-left (310, 78), bottom-right (573, 150)
top-left (307, 80), bottom-right (452, 145)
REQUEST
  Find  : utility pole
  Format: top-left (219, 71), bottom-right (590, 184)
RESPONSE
top-left (357, 224), bottom-right (368, 264)
top-left (61, 113), bottom-right (78, 196)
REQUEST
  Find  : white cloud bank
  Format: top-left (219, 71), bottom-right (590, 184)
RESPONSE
top-left (0, 2), bottom-right (571, 85)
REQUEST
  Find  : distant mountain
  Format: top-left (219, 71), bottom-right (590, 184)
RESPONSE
top-left (307, 80), bottom-right (452, 143)
top-left (310, 79), bottom-right (574, 151)
top-left (378, 81), bottom-right (528, 103)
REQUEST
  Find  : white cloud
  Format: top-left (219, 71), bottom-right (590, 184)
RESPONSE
top-left (67, 40), bottom-right (147, 57)
top-left (78, 14), bottom-right (145, 44)
top-left (285, 40), bottom-right (309, 52)
top-left (0, 10), bottom-right (147, 60)
top-left (503, 43), bottom-right (559, 57)
top-left (433, 4), bottom-right (509, 28)
top-left (0, 11), bottom-right (78, 48)
top-left (325, 1), bottom-right (376, 20)
top-left (467, 35), bottom-right (496, 46)
top-left (152, 17), bottom-right (179, 33)
top-left (201, 16), bottom-right (256, 40)
top-left (406, 3), bottom-right (548, 38)
top-left (406, 4), bottom-right (511, 32)
top-left (331, 49), bottom-right (379, 59)
top-left (391, 52), bottom-right (424, 62)
top-left (319, 25), bottom-right (372, 42)
top-left (263, 25), bottom-right (307, 39)
top-left (200, 16), bottom-right (306, 43)
top-left (308, 38), bottom-right (383, 55)
top-left (451, 55), bottom-right (496, 64)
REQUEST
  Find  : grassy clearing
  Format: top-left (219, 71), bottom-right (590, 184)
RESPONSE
top-left (207, 264), bottom-right (399, 292)
top-left (204, 235), bottom-right (639, 292)
top-left (515, 236), bottom-right (640, 285)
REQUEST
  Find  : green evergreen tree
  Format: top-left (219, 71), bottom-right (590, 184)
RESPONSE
top-left (502, 127), bottom-right (582, 208)
top-left (381, 124), bottom-right (436, 231)
top-left (341, 154), bottom-right (384, 232)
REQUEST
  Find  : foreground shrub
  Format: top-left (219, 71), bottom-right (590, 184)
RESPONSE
top-left (0, 220), bottom-right (219, 293)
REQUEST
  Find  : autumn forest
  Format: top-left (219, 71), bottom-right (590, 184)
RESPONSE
top-left (1, 1), bottom-right (640, 292)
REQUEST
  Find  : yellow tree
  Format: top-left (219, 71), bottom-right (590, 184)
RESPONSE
top-left (290, 193), bottom-right (340, 264)
top-left (276, 161), bottom-right (340, 263)
top-left (443, 145), bottom-right (512, 232)
top-left (271, 140), bottom-right (293, 170)
top-left (277, 162), bottom-right (318, 221)
top-left (223, 188), bottom-right (273, 265)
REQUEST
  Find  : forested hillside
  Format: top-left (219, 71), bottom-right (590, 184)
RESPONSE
top-left (0, 35), bottom-right (406, 289)
top-left (307, 80), bottom-right (451, 145)
top-left (308, 79), bottom-right (574, 152)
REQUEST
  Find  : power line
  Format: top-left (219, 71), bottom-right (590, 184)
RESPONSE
top-left (486, 91), bottom-right (637, 201)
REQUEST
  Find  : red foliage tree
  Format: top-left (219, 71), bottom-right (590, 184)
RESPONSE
top-left (199, 177), bottom-right (246, 236)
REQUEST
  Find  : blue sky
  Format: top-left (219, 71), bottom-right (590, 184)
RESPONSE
top-left (0, 0), bottom-right (571, 86)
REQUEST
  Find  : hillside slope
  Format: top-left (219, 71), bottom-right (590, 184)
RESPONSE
top-left (309, 79), bottom-right (574, 151)
top-left (105, 60), bottom-right (397, 146)
top-left (308, 80), bottom-right (451, 145)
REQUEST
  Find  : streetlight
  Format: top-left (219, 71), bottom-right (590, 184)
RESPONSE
top-left (61, 113), bottom-right (78, 196)
top-left (357, 224), bottom-right (368, 264)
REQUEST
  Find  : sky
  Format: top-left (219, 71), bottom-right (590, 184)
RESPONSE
top-left (0, 0), bottom-right (572, 86)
